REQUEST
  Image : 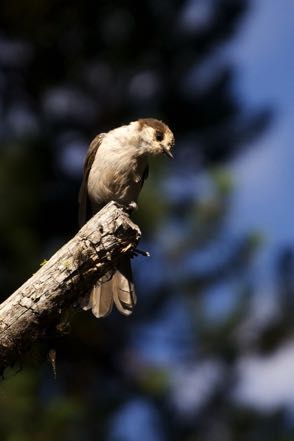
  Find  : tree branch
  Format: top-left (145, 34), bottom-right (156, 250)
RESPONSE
top-left (0, 201), bottom-right (141, 372)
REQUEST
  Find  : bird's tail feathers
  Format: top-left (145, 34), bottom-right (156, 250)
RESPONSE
top-left (112, 259), bottom-right (136, 316)
top-left (80, 259), bottom-right (136, 318)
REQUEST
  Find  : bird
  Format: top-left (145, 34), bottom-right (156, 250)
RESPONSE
top-left (78, 118), bottom-right (175, 318)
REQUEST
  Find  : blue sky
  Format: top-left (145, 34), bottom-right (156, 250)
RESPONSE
top-left (226, 0), bottom-right (294, 274)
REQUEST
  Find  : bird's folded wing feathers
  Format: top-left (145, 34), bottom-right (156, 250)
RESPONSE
top-left (78, 133), bottom-right (105, 226)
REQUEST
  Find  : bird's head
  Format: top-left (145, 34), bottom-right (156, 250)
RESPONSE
top-left (135, 118), bottom-right (175, 159)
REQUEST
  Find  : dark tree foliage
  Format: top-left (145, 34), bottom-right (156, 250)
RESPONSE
top-left (1, 1), bottom-right (291, 441)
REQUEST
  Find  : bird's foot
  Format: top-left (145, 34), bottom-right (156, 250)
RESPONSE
top-left (131, 248), bottom-right (150, 258)
top-left (125, 201), bottom-right (138, 214)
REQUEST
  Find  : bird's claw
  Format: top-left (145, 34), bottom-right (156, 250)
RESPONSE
top-left (125, 201), bottom-right (138, 214)
top-left (131, 248), bottom-right (150, 258)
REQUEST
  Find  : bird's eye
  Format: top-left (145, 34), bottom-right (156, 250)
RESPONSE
top-left (155, 130), bottom-right (164, 142)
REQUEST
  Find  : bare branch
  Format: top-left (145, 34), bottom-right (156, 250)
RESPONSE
top-left (0, 201), bottom-right (141, 372)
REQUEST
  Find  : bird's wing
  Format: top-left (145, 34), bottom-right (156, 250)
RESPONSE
top-left (141, 164), bottom-right (149, 189)
top-left (78, 133), bottom-right (105, 226)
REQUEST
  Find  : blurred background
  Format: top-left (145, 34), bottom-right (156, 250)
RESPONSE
top-left (1, 0), bottom-right (294, 440)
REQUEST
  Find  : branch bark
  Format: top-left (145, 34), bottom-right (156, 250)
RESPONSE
top-left (0, 201), bottom-right (141, 372)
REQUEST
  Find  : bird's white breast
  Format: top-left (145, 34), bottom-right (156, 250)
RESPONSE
top-left (87, 126), bottom-right (147, 212)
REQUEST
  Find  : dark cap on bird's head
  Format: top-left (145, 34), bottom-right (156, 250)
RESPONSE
top-left (137, 118), bottom-right (175, 158)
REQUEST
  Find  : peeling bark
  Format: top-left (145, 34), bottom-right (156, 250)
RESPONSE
top-left (0, 201), bottom-right (141, 372)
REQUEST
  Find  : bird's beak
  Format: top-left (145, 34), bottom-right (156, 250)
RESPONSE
top-left (162, 146), bottom-right (174, 159)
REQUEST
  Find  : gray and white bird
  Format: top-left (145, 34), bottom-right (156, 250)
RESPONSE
top-left (79, 118), bottom-right (175, 318)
